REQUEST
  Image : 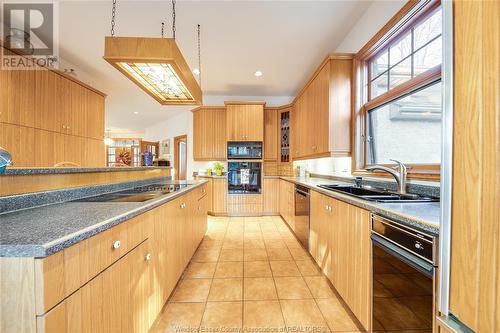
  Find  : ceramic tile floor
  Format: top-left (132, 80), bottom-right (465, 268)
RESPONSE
top-left (150, 216), bottom-right (364, 333)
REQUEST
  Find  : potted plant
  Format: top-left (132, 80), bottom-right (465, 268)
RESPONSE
top-left (213, 162), bottom-right (224, 176)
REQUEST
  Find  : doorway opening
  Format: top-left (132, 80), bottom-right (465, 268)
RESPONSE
top-left (174, 135), bottom-right (187, 180)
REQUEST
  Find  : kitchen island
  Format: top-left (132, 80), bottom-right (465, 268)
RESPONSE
top-left (0, 168), bottom-right (208, 333)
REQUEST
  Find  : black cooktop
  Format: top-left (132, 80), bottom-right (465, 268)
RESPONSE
top-left (75, 184), bottom-right (187, 203)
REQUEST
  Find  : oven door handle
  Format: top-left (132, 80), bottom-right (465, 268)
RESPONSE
top-left (372, 234), bottom-right (434, 278)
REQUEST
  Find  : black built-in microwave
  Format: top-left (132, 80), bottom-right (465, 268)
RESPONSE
top-left (227, 141), bottom-right (262, 160)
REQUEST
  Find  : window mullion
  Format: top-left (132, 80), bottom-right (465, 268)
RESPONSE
top-left (387, 48), bottom-right (391, 91)
top-left (411, 28), bottom-right (415, 78)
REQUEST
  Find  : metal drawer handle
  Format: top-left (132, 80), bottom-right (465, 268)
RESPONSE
top-left (144, 253), bottom-right (152, 261)
top-left (112, 240), bottom-right (121, 249)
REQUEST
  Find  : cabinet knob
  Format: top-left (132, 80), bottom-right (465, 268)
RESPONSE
top-left (112, 240), bottom-right (121, 249)
top-left (180, 203), bottom-right (186, 209)
top-left (144, 253), bottom-right (152, 261)
top-left (325, 205), bottom-right (329, 211)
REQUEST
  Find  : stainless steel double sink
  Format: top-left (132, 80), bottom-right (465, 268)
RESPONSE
top-left (317, 184), bottom-right (439, 203)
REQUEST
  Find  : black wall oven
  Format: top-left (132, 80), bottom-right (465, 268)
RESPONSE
top-left (371, 214), bottom-right (438, 332)
top-left (227, 162), bottom-right (262, 194)
top-left (227, 141), bottom-right (262, 160)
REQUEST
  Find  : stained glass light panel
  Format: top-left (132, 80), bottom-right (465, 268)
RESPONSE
top-left (116, 62), bottom-right (194, 102)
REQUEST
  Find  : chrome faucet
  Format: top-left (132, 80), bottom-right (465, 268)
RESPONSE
top-left (0, 147), bottom-right (12, 174)
top-left (366, 159), bottom-right (408, 194)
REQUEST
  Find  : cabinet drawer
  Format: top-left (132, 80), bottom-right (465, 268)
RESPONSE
top-left (197, 184), bottom-right (208, 199)
top-left (36, 239), bottom-right (153, 333)
top-left (34, 213), bottom-right (151, 315)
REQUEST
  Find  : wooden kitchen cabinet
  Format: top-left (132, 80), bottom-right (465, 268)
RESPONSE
top-left (0, 45), bottom-right (106, 168)
top-left (36, 240), bottom-right (154, 333)
top-left (6, 186), bottom-right (208, 333)
top-left (309, 190), bottom-right (333, 278)
top-left (86, 90), bottom-right (105, 140)
top-left (0, 122), bottom-right (34, 167)
top-left (263, 178), bottom-right (280, 215)
top-left (264, 108), bottom-right (278, 160)
top-left (309, 190), bottom-right (371, 331)
top-left (192, 106), bottom-right (226, 160)
top-left (34, 69), bottom-right (58, 133)
top-left (227, 194), bottom-right (263, 216)
top-left (212, 178), bottom-right (228, 215)
top-left (291, 55), bottom-right (353, 160)
top-left (279, 179), bottom-right (295, 230)
top-left (0, 69), bottom-right (36, 127)
top-left (225, 102), bottom-right (265, 141)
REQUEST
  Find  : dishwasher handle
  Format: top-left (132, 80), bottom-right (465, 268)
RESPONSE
top-left (295, 188), bottom-right (309, 196)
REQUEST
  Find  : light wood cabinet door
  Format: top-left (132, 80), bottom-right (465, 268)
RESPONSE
top-left (264, 108), bottom-right (278, 160)
top-left (69, 81), bottom-right (88, 137)
top-left (193, 107), bottom-right (226, 160)
top-left (290, 56), bottom-right (352, 160)
top-left (279, 180), bottom-right (295, 229)
top-left (226, 104), bottom-right (246, 141)
top-left (34, 129), bottom-right (56, 167)
top-left (0, 69), bottom-right (35, 127)
top-left (310, 64), bottom-right (330, 155)
top-left (226, 104), bottom-right (264, 141)
top-left (34, 69), bottom-right (58, 132)
top-left (37, 240), bottom-right (153, 333)
top-left (331, 199), bottom-right (371, 331)
top-left (245, 105), bottom-right (264, 141)
top-left (212, 178), bottom-right (227, 214)
top-left (86, 91), bottom-right (105, 140)
top-left (310, 190), bottom-right (331, 270)
top-left (85, 138), bottom-right (105, 167)
top-left (205, 179), bottom-right (214, 213)
top-left (193, 110), bottom-right (204, 159)
top-left (0, 122), bottom-right (35, 167)
top-left (263, 178), bottom-right (279, 214)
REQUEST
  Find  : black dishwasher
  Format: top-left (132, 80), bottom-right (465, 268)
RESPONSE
top-left (294, 185), bottom-right (310, 249)
top-left (371, 214), bottom-right (438, 332)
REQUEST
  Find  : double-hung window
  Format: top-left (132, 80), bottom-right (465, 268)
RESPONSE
top-left (354, 1), bottom-right (442, 178)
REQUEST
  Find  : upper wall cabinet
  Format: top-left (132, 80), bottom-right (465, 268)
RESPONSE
top-left (291, 54), bottom-right (353, 160)
top-left (225, 102), bottom-right (265, 142)
top-left (0, 69), bottom-right (36, 127)
top-left (0, 46), bottom-right (106, 167)
top-left (264, 107), bottom-right (278, 161)
top-left (192, 106), bottom-right (227, 161)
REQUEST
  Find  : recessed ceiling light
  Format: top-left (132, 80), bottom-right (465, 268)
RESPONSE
top-left (134, 111), bottom-right (139, 115)
top-left (254, 70), bottom-right (263, 77)
top-left (193, 68), bottom-right (200, 75)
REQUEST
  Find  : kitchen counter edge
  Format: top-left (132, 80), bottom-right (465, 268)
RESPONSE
top-left (0, 180), bottom-right (208, 258)
top-left (2, 166), bottom-right (172, 175)
top-left (280, 177), bottom-right (439, 234)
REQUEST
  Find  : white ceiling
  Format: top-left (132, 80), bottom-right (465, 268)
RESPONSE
top-left (56, 0), bottom-right (375, 132)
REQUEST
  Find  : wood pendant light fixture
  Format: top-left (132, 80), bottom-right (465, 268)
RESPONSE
top-left (103, 0), bottom-right (202, 105)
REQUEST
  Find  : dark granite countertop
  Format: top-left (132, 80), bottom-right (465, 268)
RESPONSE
top-left (194, 174), bottom-right (228, 179)
top-left (2, 166), bottom-right (172, 175)
top-left (281, 177), bottom-right (440, 234)
top-left (0, 180), bottom-right (207, 257)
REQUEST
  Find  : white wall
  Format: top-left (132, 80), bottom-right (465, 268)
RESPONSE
top-left (293, 157), bottom-right (352, 177)
top-left (144, 95), bottom-right (293, 179)
top-left (335, 0), bottom-right (406, 53)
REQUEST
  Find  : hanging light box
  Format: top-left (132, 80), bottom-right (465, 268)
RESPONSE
top-left (103, 36), bottom-right (202, 105)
